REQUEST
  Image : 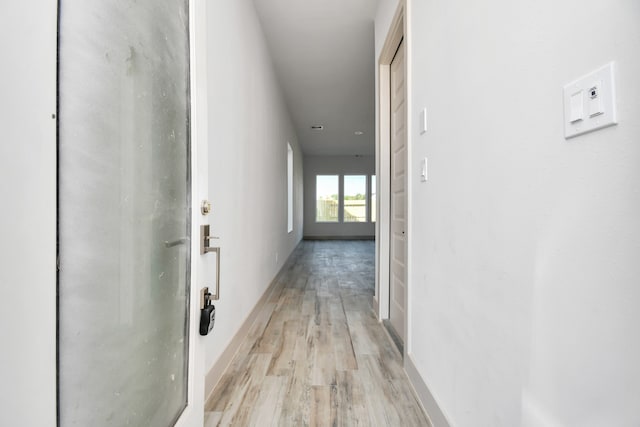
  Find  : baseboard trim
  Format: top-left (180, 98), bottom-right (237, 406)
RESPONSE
top-left (372, 295), bottom-right (379, 316)
top-left (405, 353), bottom-right (452, 427)
top-left (382, 319), bottom-right (404, 355)
top-left (204, 263), bottom-right (288, 401)
top-left (303, 235), bottom-right (375, 241)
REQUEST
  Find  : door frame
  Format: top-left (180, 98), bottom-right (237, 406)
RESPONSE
top-left (375, 0), bottom-right (410, 357)
top-left (175, 0), bottom-right (208, 425)
top-left (0, 1), bottom-right (57, 425)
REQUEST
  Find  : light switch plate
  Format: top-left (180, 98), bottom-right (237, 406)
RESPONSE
top-left (563, 62), bottom-right (617, 139)
top-left (420, 108), bottom-right (427, 134)
top-left (420, 157), bottom-right (427, 182)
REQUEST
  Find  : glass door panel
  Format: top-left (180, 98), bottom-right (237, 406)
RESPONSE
top-left (58, 0), bottom-right (191, 425)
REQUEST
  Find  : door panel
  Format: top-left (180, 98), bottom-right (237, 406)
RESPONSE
top-left (392, 192), bottom-right (405, 220)
top-left (389, 39), bottom-right (406, 343)
top-left (58, 0), bottom-right (192, 425)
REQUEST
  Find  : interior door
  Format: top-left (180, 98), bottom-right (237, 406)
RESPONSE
top-left (389, 39), bottom-right (407, 343)
top-left (58, 0), bottom-right (202, 425)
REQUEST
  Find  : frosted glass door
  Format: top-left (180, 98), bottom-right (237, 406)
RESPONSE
top-left (58, 0), bottom-right (191, 426)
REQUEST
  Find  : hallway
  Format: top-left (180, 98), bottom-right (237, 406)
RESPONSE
top-left (204, 241), bottom-right (430, 426)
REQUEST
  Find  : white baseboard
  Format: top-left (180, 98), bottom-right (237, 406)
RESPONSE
top-left (405, 353), bottom-right (452, 427)
top-left (303, 235), bottom-right (375, 240)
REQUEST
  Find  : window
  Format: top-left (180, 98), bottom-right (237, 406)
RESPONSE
top-left (315, 174), bottom-right (376, 223)
top-left (287, 143), bottom-right (293, 233)
top-left (344, 175), bottom-right (367, 222)
top-left (371, 175), bottom-right (376, 222)
top-left (316, 175), bottom-right (339, 222)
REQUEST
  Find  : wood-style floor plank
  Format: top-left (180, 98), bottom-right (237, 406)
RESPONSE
top-left (335, 369), bottom-right (370, 426)
top-left (204, 240), bottom-right (431, 426)
top-left (309, 385), bottom-right (334, 426)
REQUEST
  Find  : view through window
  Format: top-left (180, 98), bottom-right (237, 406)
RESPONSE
top-left (344, 175), bottom-right (367, 222)
top-left (316, 175), bottom-right (339, 222)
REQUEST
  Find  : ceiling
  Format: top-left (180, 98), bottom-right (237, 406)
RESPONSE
top-left (252, 0), bottom-right (379, 156)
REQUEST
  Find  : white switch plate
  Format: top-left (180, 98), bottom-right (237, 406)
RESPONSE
top-left (420, 157), bottom-right (428, 182)
top-left (420, 108), bottom-right (427, 134)
top-left (563, 62), bottom-right (617, 139)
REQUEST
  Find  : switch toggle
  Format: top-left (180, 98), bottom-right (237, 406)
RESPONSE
top-left (588, 81), bottom-right (604, 117)
top-left (569, 91), bottom-right (584, 123)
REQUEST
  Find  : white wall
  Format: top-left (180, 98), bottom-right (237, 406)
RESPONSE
top-left (402, 0), bottom-right (640, 426)
top-left (375, 0), bottom-right (400, 59)
top-left (204, 0), bottom-right (303, 370)
top-left (303, 155), bottom-right (375, 238)
top-left (0, 2), bottom-right (57, 425)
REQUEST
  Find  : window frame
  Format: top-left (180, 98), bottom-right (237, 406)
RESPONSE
top-left (370, 174), bottom-right (376, 223)
top-left (287, 143), bottom-right (293, 233)
top-left (314, 174), bottom-right (377, 224)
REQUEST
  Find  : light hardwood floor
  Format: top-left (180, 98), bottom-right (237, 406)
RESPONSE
top-left (204, 240), bottom-right (431, 426)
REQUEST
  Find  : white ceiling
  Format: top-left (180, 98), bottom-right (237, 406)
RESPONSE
top-left (252, 0), bottom-right (379, 156)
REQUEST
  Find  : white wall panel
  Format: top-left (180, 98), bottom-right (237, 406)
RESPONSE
top-left (204, 0), bottom-right (303, 371)
top-left (0, 2), bottom-right (57, 425)
top-left (403, 0), bottom-right (640, 425)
